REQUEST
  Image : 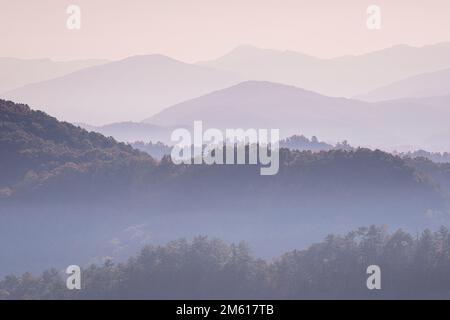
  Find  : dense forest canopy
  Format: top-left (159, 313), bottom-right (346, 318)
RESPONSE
top-left (2, 226), bottom-right (450, 300)
top-left (0, 99), bottom-right (157, 200)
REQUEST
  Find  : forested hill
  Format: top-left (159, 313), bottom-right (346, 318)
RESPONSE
top-left (0, 99), bottom-right (156, 200)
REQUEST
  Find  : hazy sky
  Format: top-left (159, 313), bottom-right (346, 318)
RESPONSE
top-left (2, 0), bottom-right (450, 62)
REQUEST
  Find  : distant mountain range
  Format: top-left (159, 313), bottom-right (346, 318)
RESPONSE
top-left (145, 81), bottom-right (450, 150)
top-left (2, 55), bottom-right (244, 124)
top-left (357, 68), bottom-right (450, 101)
top-left (198, 43), bottom-right (450, 97)
top-left (0, 57), bottom-right (106, 93)
top-left (20, 76), bottom-right (446, 151)
top-left (3, 43), bottom-right (450, 128)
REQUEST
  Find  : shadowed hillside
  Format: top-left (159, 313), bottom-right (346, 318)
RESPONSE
top-left (0, 99), bottom-right (157, 201)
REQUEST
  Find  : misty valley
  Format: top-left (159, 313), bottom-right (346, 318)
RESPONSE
top-left (1, 98), bottom-right (450, 299)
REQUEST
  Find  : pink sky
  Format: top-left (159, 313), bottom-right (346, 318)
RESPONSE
top-left (1, 0), bottom-right (450, 62)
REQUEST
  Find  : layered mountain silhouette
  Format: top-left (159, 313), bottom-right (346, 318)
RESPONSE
top-left (2, 55), bottom-right (244, 124)
top-left (198, 43), bottom-right (450, 97)
top-left (0, 57), bottom-right (106, 93)
top-left (145, 81), bottom-right (450, 150)
top-left (357, 68), bottom-right (450, 101)
top-left (1, 99), bottom-right (449, 276)
top-left (4, 43), bottom-right (450, 129)
top-left (146, 80), bottom-right (368, 141)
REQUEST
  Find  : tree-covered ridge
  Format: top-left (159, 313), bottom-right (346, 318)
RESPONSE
top-left (1, 99), bottom-right (447, 213)
top-left (0, 99), bottom-right (157, 198)
top-left (2, 226), bottom-right (450, 300)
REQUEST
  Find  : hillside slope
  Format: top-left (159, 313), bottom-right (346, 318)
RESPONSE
top-left (0, 99), bottom-right (156, 200)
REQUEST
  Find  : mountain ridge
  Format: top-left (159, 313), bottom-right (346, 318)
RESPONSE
top-left (2, 55), bottom-right (244, 125)
top-left (198, 42), bottom-right (450, 97)
top-left (144, 80), bottom-right (450, 150)
top-left (0, 57), bottom-right (107, 94)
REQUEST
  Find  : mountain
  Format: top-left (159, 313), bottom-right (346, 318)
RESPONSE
top-left (0, 57), bottom-right (106, 93)
top-left (198, 43), bottom-right (450, 97)
top-left (357, 68), bottom-right (450, 101)
top-left (1, 99), bottom-right (448, 276)
top-left (145, 81), bottom-right (450, 150)
top-left (146, 80), bottom-right (368, 137)
top-left (2, 55), bottom-right (244, 125)
top-left (7, 43), bottom-right (450, 126)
